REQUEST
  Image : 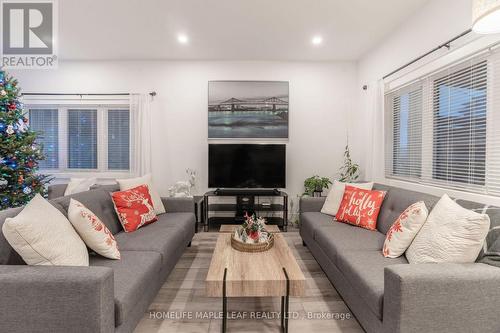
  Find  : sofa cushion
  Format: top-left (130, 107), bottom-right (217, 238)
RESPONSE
top-left (90, 183), bottom-right (120, 192)
top-left (53, 189), bottom-right (123, 235)
top-left (335, 186), bottom-right (386, 231)
top-left (90, 250), bottom-right (161, 326)
top-left (336, 250), bottom-right (408, 319)
top-left (68, 199), bottom-right (121, 260)
top-left (2, 194), bottom-right (89, 266)
top-left (454, 199), bottom-right (500, 263)
top-left (314, 223), bottom-right (385, 265)
top-left (300, 212), bottom-right (334, 242)
top-left (64, 177), bottom-right (97, 196)
top-left (0, 202), bottom-right (67, 265)
top-left (321, 181), bottom-right (373, 216)
top-left (406, 194), bottom-right (490, 264)
top-left (373, 184), bottom-right (439, 234)
top-left (111, 185), bottom-right (158, 233)
top-left (117, 174), bottom-right (166, 215)
top-left (383, 201), bottom-right (428, 258)
top-left (114, 213), bottom-right (194, 266)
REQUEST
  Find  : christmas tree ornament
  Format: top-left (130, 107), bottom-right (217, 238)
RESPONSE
top-left (0, 178), bottom-right (7, 188)
top-left (0, 90), bottom-right (6, 96)
top-left (22, 186), bottom-right (32, 195)
top-left (16, 118), bottom-right (28, 132)
top-left (6, 125), bottom-right (14, 135)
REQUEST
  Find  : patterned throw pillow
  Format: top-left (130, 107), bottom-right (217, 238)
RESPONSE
top-left (406, 194), bottom-right (490, 264)
top-left (111, 185), bottom-right (158, 233)
top-left (68, 199), bottom-right (120, 259)
top-left (335, 185), bottom-right (386, 231)
top-left (320, 180), bottom-right (374, 216)
top-left (116, 174), bottom-right (166, 215)
top-left (382, 201), bottom-right (428, 258)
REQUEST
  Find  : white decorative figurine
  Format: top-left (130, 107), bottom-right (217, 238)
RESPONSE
top-left (169, 169), bottom-right (197, 197)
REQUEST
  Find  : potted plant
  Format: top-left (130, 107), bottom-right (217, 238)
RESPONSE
top-left (339, 144), bottom-right (360, 182)
top-left (303, 175), bottom-right (332, 196)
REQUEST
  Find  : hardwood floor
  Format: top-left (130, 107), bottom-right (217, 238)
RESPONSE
top-left (134, 228), bottom-right (364, 333)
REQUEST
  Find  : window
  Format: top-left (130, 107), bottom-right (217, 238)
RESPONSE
top-left (68, 109), bottom-right (98, 169)
top-left (386, 85), bottom-right (422, 179)
top-left (108, 109), bottom-right (130, 170)
top-left (28, 109), bottom-right (59, 169)
top-left (28, 104), bottom-right (131, 176)
top-left (385, 47), bottom-right (500, 196)
top-left (432, 61), bottom-right (487, 186)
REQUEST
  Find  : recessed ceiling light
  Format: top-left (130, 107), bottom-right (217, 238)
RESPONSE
top-left (177, 34), bottom-right (189, 44)
top-left (311, 36), bottom-right (323, 46)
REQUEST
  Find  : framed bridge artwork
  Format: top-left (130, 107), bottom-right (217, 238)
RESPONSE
top-left (208, 81), bottom-right (289, 139)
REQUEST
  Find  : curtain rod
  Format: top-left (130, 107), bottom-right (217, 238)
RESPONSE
top-left (21, 92), bottom-right (157, 97)
top-left (382, 29), bottom-right (473, 80)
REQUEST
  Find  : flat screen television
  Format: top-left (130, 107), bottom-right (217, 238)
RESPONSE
top-left (208, 144), bottom-right (286, 189)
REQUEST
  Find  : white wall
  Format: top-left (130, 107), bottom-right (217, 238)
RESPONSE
top-left (354, 0), bottom-right (500, 205)
top-left (11, 60), bottom-right (357, 207)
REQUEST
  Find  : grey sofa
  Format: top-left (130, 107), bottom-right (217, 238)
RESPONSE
top-left (0, 185), bottom-right (195, 333)
top-left (300, 183), bottom-right (500, 333)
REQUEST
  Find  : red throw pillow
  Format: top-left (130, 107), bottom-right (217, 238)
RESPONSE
top-left (111, 185), bottom-right (158, 232)
top-left (335, 185), bottom-right (386, 231)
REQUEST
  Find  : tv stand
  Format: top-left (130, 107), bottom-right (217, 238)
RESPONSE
top-left (214, 188), bottom-right (280, 196)
top-left (203, 189), bottom-right (288, 232)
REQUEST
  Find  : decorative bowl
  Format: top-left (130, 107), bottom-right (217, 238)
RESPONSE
top-left (230, 231), bottom-right (274, 253)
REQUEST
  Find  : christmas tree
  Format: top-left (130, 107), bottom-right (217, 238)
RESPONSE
top-left (0, 69), bottom-right (49, 210)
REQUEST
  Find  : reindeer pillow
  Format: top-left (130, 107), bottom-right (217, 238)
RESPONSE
top-left (111, 185), bottom-right (158, 232)
top-left (116, 174), bottom-right (165, 215)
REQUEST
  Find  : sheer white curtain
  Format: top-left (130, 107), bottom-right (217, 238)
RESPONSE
top-left (365, 80), bottom-right (385, 181)
top-left (130, 94), bottom-right (152, 176)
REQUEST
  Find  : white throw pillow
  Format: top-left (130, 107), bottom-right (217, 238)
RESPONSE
top-left (68, 199), bottom-right (120, 259)
top-left (64, 178), bottom-right (97, 196)
top-left (383, 201), bottom-right (428, 258)
top-left (116, 174), bottom-right (166, 215)
top-left (2, 194), bottom-right (89, 266)
top-left (321, 180), bottom-right (374, 216)
top-left (406, 194), bottom-right (490, 264)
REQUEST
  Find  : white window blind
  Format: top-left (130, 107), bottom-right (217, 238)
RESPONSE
top-left (28, 109), bottom-right (59, 169)
top-left (385, 84), bottom-right (423, 179)
top-left (27, 101), bottom-right (132, 177)
top-left (68, 109), bottom-right (98, 170)
top-left (385, 45), bottom-right (500, 196)
top-left (107, 109), bottom-right (130, 170)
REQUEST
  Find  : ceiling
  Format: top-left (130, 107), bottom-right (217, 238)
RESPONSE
top-left (58, 0), bottom-right (429, 61)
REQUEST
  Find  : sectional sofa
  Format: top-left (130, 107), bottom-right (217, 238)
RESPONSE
top-left (0, 184), bottom-right (195, 333)
top-left (300, 183), bottom-right (500, 333)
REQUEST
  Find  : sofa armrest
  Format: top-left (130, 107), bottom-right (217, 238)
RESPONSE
top-left (383, 263), bottom-right (500, 333)
top-left (47, 184), bottom-right (68, 199)
top-left (161, 197), bottom-right (194, 213)
top-left (0, 265), bottom-right (114, 333)
top-left (299, 196), bottom-right (326, 213)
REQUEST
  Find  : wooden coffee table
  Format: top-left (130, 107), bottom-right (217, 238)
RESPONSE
top-left (206, 231), bottom-right (305, 333)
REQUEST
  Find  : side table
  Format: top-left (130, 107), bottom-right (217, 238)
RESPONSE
top-left (193, 195), bottom-right (204, 233)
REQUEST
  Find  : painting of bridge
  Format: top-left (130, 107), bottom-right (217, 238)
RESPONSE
top-left (208, 81), bottom-right (289, 139)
